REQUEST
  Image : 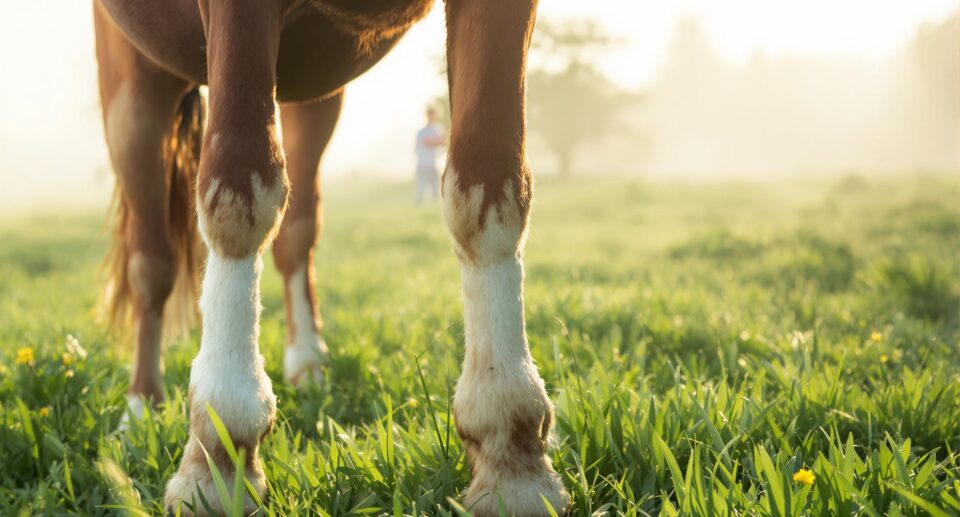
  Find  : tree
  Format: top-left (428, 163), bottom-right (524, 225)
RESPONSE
top-left (526, 20), bottom-right (636, 177)
top-left (897, 13), bottom-right (960, 170)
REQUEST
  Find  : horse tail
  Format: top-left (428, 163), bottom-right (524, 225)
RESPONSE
top-left (163, 87), bottom-right (205, 339)
top-left (101, 87), bottom-right (206, 340)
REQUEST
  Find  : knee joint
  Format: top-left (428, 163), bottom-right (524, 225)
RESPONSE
top-left (198, 171), bottom-right (288, 259)
top-left (442, 165), bottom-right (531, 267)
top-left (127, 253), bottom-right (175, 312)
top-left (273, 216), bottom-right (318, 275)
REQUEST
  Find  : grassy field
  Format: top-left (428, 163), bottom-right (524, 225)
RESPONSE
top-left (1, 175), bottom-right (959, 516)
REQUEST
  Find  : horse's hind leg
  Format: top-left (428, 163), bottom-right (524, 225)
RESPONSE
top-left (273, 92), bottom-right (343, 386)
top-left (94, 3), bottom-right (194, 420)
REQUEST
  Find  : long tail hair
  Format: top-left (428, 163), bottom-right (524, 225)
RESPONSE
top-left (100, 87), bottom-right (205, 340)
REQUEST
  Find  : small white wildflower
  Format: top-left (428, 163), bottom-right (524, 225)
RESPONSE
top-left (66, 334), bottom-right (87, 359)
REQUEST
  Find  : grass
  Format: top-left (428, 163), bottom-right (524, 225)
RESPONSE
top-left (0, 174), bottom-right (959, 515)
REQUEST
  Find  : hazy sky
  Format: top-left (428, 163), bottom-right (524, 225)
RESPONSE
top-left (1, 0), bottom-right (957, 211)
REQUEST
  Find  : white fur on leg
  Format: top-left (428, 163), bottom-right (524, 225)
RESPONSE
top-left (443, 175), bottom-right (569, 516)
top-left (191, 252), bottom-right (275, 444)
top-left (117, 395), bottom-right (147, 431)
top-left (283, 265), bottom-right (328, 385)
top-left (454, 259), bottom-right (568, 516)
top-left (459, 259), bottom-right (530, 369)
top-left (465, 468), bottom-right (568, 517)
top-left (118, 292), bottom-right (164, 432)
top-left (165, 251), bottom-right (276, 515)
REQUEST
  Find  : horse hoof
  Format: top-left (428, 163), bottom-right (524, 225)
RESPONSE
top-left (284, 361), bottom-right (325, 387)
top-left (164, 448), bottom-right (266, 517)
top-left (116, 394), bottom-right (148, 432)
top-left (283, 338), bottom-right (328, 387)
top-left (463, 460), bottom-right (569, 517)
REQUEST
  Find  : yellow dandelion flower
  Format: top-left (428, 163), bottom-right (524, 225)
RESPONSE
top-left (870, 331), bottom-right (883, 342)
top-left (15, 347), bottom-right (34, 365)
top-left (38, 407), bottom-right (51, 417)
top-left (793, 468), bottom-right (815, 486)
top-left (879, 354), bottom-right (889, 364)
top-left (62, 353), bottom-right (74, 366)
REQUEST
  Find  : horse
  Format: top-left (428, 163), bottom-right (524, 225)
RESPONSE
top-left (93, 0), bottom-right (567, 514)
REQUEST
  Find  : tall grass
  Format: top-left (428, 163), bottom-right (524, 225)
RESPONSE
top-left (0, 176), bottom-right (958, 515)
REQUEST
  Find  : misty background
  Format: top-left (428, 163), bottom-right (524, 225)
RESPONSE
top-left (0, 1), bottom-right (957, 214)
top-left (560, 13), bottom-right (960, 177)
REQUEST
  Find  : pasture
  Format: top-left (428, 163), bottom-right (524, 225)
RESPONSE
top-left (1, 175), bottom-right (959, 515)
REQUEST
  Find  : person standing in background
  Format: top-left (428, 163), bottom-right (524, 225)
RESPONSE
top-left (414, 106), bottom-right (445, 204)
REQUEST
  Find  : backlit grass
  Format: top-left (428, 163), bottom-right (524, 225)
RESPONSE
top-left (1, 175), bottom-right (958, 515)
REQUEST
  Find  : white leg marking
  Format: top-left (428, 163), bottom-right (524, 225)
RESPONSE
top-left (119, 254), bottom-right (166, 431)
top-left (191, 252), bottom-right (275, 442)
top-left (454, 259), bottom-right (567, 515)
top-left (283, 264), bottom-right (328, 384)
top-left (443, 174), bottom-right (569, 516)
top-left (117, 395), bottom-right (147, 431)
top-left (165, 250), bottom-right (275, 515)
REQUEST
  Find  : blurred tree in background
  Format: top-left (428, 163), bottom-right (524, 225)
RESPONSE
top-left (645, 13), bottom-right (960, 176)
top-left (527, 20), bottom-right (639, 177)
top-left (437, 10), bottom-right (959, 179)
top-left (894, 12), bottom-right (960, 170)
top-left (434, 19), bottom-right (637, 177)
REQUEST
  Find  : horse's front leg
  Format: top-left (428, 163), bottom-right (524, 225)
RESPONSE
top-left (164, 1), bottom-right (289, 514)
top-left (444, 1), bottom-right (569, 515)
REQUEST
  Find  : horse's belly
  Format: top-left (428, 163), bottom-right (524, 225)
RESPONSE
top-left (276, 6), bottom-right (409, 102)
top-left (96, 0), bottom-right (421, 102)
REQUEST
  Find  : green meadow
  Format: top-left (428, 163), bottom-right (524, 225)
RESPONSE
top-left (1, 175), bottom-right (958, 515)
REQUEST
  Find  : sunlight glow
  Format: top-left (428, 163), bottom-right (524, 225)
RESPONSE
top-left (0, 0), bottom-right (957, 211)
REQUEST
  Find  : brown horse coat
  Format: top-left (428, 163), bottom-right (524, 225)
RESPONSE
top-left (94, 0), bottom-right (567, 515)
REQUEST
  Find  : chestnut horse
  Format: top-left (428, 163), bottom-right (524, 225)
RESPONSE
top-left (94, 0), bottom-right (566, 514)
